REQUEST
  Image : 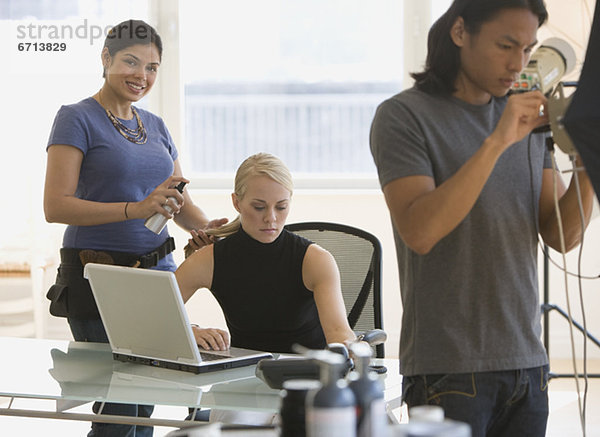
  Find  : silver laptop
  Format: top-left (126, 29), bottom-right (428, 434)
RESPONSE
top-left (83, 263), bottom-right (272, 374)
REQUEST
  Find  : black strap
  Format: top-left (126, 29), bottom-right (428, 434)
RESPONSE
top-left (138, 237), bottom-right (176, 268)
top-left (60, 237), bottom-right (176, 269)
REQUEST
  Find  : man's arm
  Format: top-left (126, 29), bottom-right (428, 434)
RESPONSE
top-left (380, 91), bottom-right (549, 254)
top-left (383, 138), bottom-right (504, 255)
top-left (539, 156), bottom-right (595, 252)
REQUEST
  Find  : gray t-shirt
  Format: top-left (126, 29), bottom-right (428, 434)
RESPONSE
top-left (370, 87), bottom-right (551, 376)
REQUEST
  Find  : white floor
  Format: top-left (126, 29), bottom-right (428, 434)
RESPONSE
top-left (545, 362), bottom-right (600, 437)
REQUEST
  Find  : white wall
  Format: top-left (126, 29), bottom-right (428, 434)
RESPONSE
top-left (1, 0), bottom-right (598, 363)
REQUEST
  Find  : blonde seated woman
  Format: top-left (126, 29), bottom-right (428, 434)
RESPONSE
top-left (176, 152), bottom-right (356, 356)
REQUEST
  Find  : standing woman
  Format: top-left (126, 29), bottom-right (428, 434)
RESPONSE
top-left (44, 19), bottom-right (225, 436)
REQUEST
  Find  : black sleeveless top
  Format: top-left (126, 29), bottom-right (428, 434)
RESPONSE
top-left (211, 227), bottom-right (327, 353)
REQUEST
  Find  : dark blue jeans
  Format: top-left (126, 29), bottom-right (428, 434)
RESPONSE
top-left (402, 366), bottom-right (549, 437)
top-left (68, 317), bottom-right (154, 437)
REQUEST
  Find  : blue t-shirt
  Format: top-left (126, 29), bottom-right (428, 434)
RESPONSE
top-left (47, 97), bottom-right (178, 271)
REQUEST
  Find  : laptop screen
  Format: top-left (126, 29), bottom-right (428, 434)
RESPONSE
top-left (84, 263), bottom-right (201, 365)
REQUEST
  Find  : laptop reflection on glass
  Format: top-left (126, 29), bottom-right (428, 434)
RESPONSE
top-left (83, 263), bottom-right (272, 374)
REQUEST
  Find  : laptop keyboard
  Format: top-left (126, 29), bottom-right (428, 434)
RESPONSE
top-left (199, 351), bottom-right (233, 361)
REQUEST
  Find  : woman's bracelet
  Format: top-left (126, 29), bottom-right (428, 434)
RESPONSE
top-left (124, 202), bottom-right (130, 219)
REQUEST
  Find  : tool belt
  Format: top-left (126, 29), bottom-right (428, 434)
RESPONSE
top-left (68, 237), bottom-right (176, 269)
top-left (46, 238), bottom-right (175, 319)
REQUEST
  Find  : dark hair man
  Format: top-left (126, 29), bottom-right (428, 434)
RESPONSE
top-left (370, 1), bottom-right (594, 435)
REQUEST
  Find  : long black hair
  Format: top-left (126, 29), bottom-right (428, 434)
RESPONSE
top-left (411, 0), bottom-right (548, 95)
top-left (102, 19), bottom-right (163, 78)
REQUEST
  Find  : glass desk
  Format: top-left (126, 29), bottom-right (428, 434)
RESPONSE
top-left (0, 336), bottom-right (402, 429)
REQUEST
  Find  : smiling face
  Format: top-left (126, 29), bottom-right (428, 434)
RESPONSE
top-left (451, 8), bottom-right (539, 105)
top-left (102, 43), bottom-right (160, 104)
top-left (233, 175), bottom-right (291, 244)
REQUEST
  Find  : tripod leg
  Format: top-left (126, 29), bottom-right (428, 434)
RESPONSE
top-left (542, 303), bottom-right (600, 349)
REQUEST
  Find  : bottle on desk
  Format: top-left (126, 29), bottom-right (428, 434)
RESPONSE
top-left (305, 350), bottom-right (357, 437)
top-left (280, 379), bottom-right (322, 437)
top-left (348, 342), bottom-right (387, 437)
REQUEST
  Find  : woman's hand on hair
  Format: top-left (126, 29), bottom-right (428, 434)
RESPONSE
top-left (191, 325), bottom-right (230, 351)
top-left (183, 218), bottom-right (229, 258)
top-left (206, 217), bottom-right (229, 231)
top-left (184, 229), bottom-right (210, 257)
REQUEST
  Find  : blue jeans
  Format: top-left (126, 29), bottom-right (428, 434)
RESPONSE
top-left (68, 318), bottom-right (154, 437)
top-left (402, 366), bottom-right (549, 437)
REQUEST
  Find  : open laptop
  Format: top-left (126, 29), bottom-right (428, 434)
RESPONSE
top-left (83, 263), bottom-right (272, 374)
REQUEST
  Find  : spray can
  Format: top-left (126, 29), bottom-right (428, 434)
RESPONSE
top-left (348, 342), bottom-right (387, 437)
top-left (144, 181), bottom-right (187, 234)
top-left (305, 350), bottom-right (357, 437)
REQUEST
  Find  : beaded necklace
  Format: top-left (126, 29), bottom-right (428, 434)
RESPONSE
top-left (98, 91), bottom-right (148, 144)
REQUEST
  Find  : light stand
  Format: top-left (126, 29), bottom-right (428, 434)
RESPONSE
top-left (541, 244), bottom-right (600, 379)
top-left (541, 79), bottom-right (600, 379)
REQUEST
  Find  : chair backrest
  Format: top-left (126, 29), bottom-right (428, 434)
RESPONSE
top-left (285, 222), bottom-right (384, 358)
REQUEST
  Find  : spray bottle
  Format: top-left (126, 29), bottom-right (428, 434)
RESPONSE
top-left (348, 342), bottom-right (387, 437)
top-left (144, 181), bottom-right (187, 234)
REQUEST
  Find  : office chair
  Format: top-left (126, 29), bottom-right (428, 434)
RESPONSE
top-left (285, 222), bottom-right (385, 358)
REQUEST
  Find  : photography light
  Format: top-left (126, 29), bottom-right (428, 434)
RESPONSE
top-left (563, 0), bottom-right (600, 202)
top-left (511, 37), bottom-right (576, 95)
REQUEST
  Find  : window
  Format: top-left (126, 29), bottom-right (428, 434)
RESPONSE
top-left (180, 0), bottom-right (403, 178)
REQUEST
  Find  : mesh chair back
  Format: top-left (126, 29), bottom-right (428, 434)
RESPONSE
top-left (285, 222), bottom-right (384, 357)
